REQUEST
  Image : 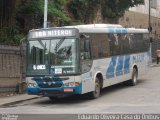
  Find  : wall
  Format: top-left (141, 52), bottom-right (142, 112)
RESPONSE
top-left (0, 45), bottom-right (26, 92)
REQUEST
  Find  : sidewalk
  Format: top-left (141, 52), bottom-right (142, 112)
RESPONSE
top-left (0, 94), bottom-right (39, 106)
top-left (150, 63), bottom-right (160, 67)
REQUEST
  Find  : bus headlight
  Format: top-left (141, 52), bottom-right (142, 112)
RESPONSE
top-left (26, 77), bottom-right (38, 88)
top-left (27, 83), bottom-right (38, 88)
top-left (64, 82), bottom-right (74, 87)
top-left (64, 82), bottom-right (80, 87)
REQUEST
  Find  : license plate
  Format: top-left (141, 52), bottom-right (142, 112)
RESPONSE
top-left (64, 88), bottom-right (73, 92)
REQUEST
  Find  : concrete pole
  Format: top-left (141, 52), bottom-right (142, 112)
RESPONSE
top-left (149, 0), bottom-right (153, 62)
top-left (43, 0), bottom-right (48, 28)
top-left (149, 0), bottom-right (151, 31)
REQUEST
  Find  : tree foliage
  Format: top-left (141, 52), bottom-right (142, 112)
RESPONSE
top-left (69, 0), bottom-right (144, 23)
top-left (101, 0), bottom-right (144, 22)
top-left (0, 0), bottom-right (70, 45)
top-left (0, 0), bottom-right (22, 45)
top-left (68, 0), bottom-right (100, 23)
top-left (17, 0), bottom-right (70, 27)
top-left (18, 0), bottom-right (69, 20)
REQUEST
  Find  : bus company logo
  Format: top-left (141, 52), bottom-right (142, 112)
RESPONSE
top-left (48, 82), bottom-right (52, 86)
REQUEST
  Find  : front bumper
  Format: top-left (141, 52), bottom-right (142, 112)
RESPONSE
top-left (27, 85), bottom-right (82, 97)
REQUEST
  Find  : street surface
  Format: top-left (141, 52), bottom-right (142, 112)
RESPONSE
top-left (0, 65), bottom-right (160, 115)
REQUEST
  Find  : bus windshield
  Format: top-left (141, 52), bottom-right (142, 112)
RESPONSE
top-left (27, 38), bottom-right (80, 76)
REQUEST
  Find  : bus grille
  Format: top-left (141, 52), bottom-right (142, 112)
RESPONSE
top-left (39, 90), bottom-right (63, 95)
top-left (39, 83), bottom-right (62, 88)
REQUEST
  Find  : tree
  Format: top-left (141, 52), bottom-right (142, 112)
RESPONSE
top-left (68, 0), bottom-right (144, 24)
top-left (17, 0), bottom-right (70, 29)
top-left (0, 0), bottom-right (21, 45)
top-left (101, 0), bottom-right (144, 22)
top-left (0, 0), bottom-right (16, 28)
top-left (0, 0), bottom-right (71, 45)
top-left (68, 0), bottom-right (100, 23)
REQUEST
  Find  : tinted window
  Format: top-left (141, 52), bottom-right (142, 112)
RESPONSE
top-left (121, 34), bottom-right (131, 54)
top-left (91, 34), bottom-right (110, 59)
top-left (80, 34), bottom-right (92, 73)
top-left (108, 34), bottom-right (122, 55)
top-left (109, 33), bottom-right (150, 56)
top-left (129, 33), bottom-right (149, 53)
top-left (80, 34), bottom-right (91, 60)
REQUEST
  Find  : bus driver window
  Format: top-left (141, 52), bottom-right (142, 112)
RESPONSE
top-left (80, 34), bottom-right (91, 60)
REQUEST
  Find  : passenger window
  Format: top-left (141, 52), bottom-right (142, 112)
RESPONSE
top-left (91, 34), bottom-right (110, 59)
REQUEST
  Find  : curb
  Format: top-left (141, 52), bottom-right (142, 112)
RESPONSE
top-left (0, 96), bottom-right (40, 107)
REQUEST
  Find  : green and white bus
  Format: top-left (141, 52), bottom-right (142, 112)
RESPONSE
top-left (26, 24), bottom-right (151, 100)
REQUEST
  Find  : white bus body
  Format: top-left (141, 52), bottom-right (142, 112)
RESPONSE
top-left (26, 24), bottom-right (151, 99)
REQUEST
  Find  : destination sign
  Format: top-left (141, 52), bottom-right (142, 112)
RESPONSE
top-left (28, 28), bottom-right (79, 39)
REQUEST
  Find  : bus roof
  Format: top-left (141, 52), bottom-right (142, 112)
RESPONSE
top-left (29, 24), bottom-right (149, 36)
top-left (64, 24), bottom-right (123, 28)
top-left (127, 28), bottom-right (149, 33)
top-left (63, 24), bottom-right (149, 34)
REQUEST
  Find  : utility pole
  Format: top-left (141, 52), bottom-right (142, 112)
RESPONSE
top-left (148, 0), bottom-right (152, 33)
top-left (43, 0), bottom-right (48, 28)
top-left (148, 0), bottom-right (153, 64)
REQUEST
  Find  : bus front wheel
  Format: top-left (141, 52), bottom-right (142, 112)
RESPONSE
top-left (89, 77), bottom-right (101, 99)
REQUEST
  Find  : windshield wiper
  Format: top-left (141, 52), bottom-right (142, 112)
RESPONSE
top-left (55, 38), bottom-right (65, 52)
top-left (38, 40), bottom-right (46, 48)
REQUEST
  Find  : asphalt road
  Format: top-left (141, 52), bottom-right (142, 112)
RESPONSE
top-left (0, 65), bottom-right (160, 119)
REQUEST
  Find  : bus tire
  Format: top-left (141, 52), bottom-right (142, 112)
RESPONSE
top-left (127, 68), bottom-right (138, 86)
top-left (89, 77), bottom-right (101, 99)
